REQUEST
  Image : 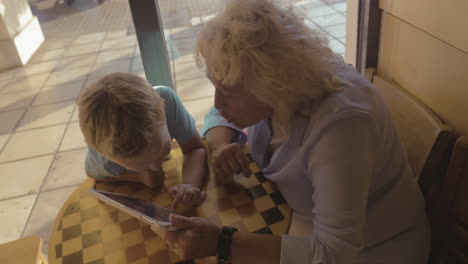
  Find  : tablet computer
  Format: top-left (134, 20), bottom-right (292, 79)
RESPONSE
top-left (88, 189), bottom-right (178, 231)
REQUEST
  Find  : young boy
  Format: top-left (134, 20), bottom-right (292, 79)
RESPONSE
top-left (78, 72), bottom-right (207, 210)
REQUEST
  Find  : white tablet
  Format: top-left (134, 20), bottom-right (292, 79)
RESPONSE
top-left (88, 189), bottom-right (178, 231)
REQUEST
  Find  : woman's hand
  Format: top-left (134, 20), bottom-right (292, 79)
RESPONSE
top-left (169, 184), bottom-right (207, 211)
top-left (210, 143), bottom-right (251, 177)
top-left (151, 214), bottom-right (222, 260)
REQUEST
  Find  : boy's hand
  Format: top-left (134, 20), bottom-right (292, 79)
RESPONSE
top-left (169, 184), bottom-right (207, 211)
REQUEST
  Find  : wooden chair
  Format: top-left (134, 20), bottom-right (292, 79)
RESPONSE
top-left (0, 236), bottom-right (48, 264)
top-left (430, 136), bottom-right (468, 264)
top-left (369, 71), bottom-right (466, 264)
top-left (371, 74), bottom-right (453, 196)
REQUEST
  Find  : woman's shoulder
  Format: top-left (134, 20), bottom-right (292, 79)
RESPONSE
top-left (302, 74), bottom-right (387, 141)
top-left (313, 68), bottom-right (385, 125)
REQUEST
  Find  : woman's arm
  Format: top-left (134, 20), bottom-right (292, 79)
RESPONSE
top-left (281, 113), bottom-right (379, 264)
top-left (151, 214), bottom-right (281, 263)
top-left (231, 232), bottom-right (281, 264)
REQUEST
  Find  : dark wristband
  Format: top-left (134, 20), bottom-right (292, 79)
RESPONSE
top-left (217, 226), bottom-right (238, 264)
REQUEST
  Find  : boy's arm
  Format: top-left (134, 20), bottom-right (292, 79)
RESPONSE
top-left (155, 87), bottom-right (206, 187)
top-left (179, 132), bottom-right (207, 189)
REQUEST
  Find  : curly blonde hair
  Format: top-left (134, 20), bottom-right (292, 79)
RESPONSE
top-left (78, 72), bottom-right (165, 159)
top-left (196, 0), bottom-right (348, 140)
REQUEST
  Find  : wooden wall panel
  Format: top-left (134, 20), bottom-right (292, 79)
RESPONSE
top-left (377, 13), bottom-right (468, 137)
top-left (379, 0), bottom-right (468, 53)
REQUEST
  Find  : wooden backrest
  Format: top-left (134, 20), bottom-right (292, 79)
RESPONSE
top-left (434, 137), bottom-right (468, 264)
top-left (371, 73), bottom-right (458, 264)
top-left (372, 74), bottom-right (453, 195)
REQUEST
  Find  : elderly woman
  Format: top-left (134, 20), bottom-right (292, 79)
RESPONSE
top-left (151, 0), bottom-right (430, 263)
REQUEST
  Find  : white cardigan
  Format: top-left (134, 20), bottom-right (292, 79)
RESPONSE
top-left (202, 66), bottom-right (430, 263)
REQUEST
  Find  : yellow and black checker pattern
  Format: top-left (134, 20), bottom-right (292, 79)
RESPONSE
top-left (48, 145), bottom-right (291, 264)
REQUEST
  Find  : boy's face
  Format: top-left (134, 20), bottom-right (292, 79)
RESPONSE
top-left (113, 122), bottom-right (172, 174)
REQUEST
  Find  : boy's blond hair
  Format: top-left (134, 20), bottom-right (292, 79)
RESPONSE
top-left (78, 72), bottom-right (165, 159)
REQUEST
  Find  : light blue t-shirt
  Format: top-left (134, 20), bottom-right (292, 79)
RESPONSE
top-left (85, 86), bottom-right (196, 179)
top-left (201, 106), bottom-right (247, 144)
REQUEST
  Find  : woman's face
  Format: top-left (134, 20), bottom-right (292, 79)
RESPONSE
top-left (208, 73), bottom-right (273, 128)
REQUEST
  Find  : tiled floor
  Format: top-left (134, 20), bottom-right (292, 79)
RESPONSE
top-left (0, 0), bottom-right (346, 257)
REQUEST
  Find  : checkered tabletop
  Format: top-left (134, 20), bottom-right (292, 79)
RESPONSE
top-left (48, 145), bottom-right (292, 264)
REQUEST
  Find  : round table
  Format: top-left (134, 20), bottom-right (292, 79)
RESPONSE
top-left (48, 147), bottom-right (291, 264)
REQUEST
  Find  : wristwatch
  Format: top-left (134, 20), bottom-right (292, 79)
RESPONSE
top-left (217, 226), bottom-right (239, 264)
